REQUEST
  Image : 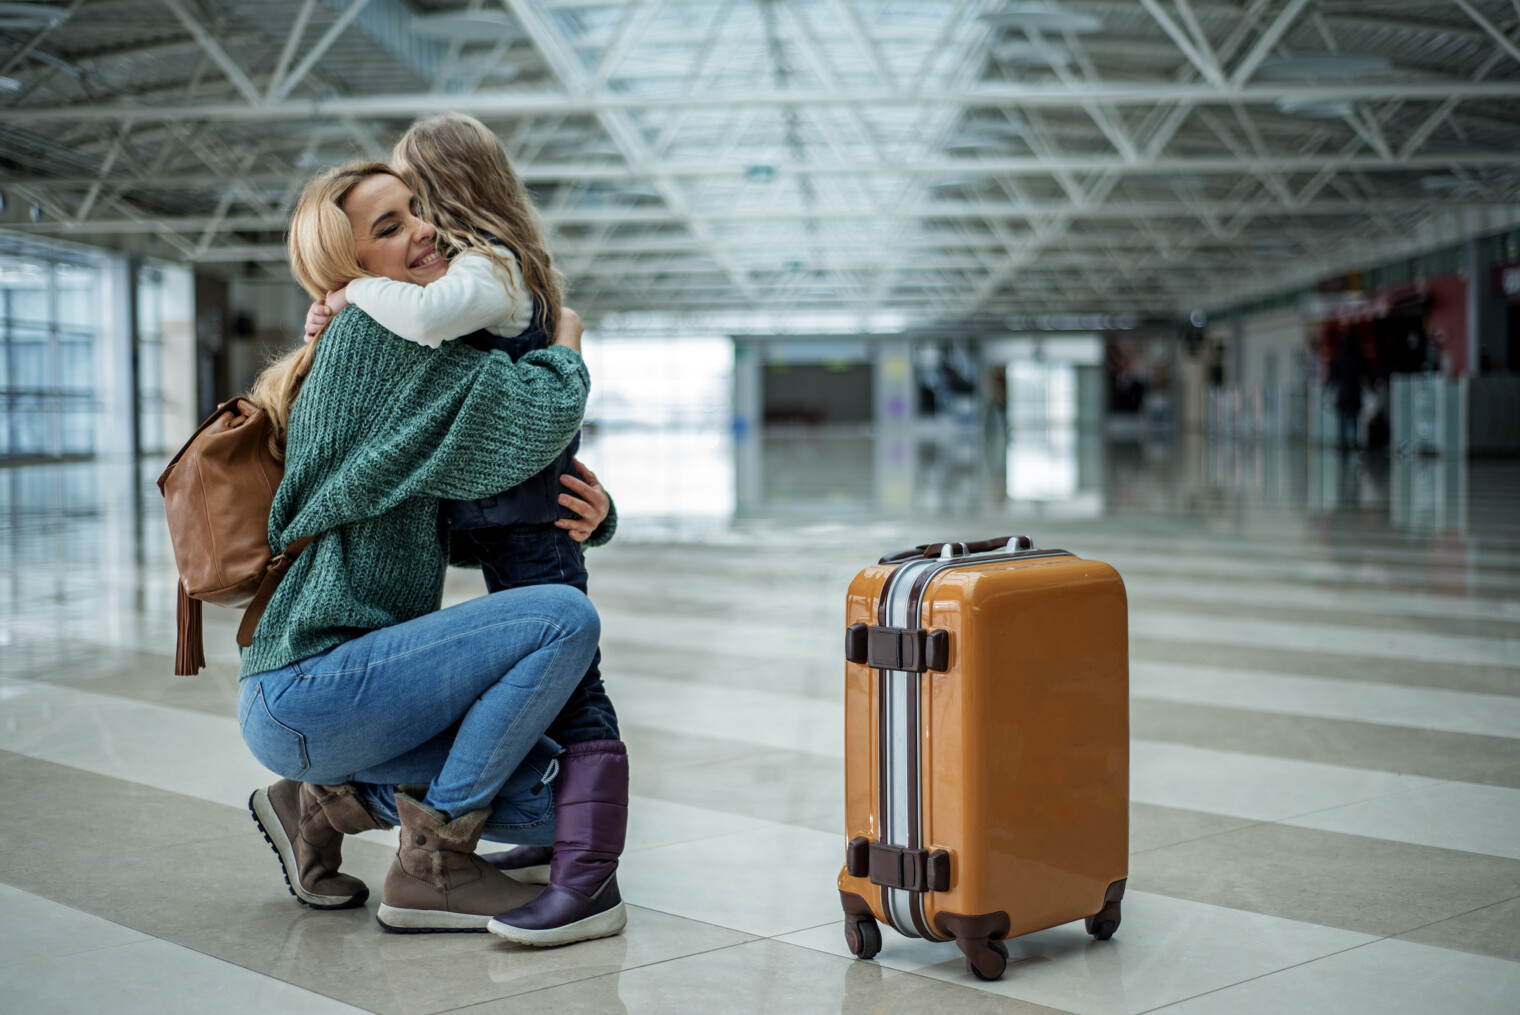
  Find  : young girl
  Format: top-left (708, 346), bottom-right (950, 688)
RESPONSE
top-left (304, 114), bottom-right (627, 948)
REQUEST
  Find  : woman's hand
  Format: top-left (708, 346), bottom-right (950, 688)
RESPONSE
top-left (303, 288), bottom-right (349, 344)
top-left (555, 458), bottom-right (609, 543)
top-left (553, 307), bottom-right (583, 355)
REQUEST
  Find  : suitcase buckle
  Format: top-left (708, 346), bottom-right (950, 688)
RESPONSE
top-left (845, 624), bottom-right (949, 673)
top-left (862, 841), bottom-right (951, 892)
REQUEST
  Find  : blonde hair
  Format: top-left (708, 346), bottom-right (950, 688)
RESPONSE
top-left (392, 112), bottom-right (564, 334)
top-left (249, 161), bottom-right (395, 456)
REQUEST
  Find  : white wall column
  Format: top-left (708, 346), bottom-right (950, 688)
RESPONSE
top-left (160, 264), bottom-right (198, 450)
top-left (93, 254), bottom-right (135, 461)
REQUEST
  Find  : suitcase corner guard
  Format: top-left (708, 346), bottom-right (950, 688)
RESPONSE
top-left (845, 623), bottom-right (948, 673)
top-left (846, 836), bottom-right (950, 893)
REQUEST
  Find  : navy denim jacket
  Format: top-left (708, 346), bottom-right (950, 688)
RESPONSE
top-left (442, 317), bottom-right (581, 532)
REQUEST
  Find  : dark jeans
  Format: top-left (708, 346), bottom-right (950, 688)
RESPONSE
top-left (453, 524), bottom-right (620, 746)
top-left (1337, 411), bottom-right (1359, 451)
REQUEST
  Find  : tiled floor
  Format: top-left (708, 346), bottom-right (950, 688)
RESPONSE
top-left (1, 428), bottom-right (1517, 1014)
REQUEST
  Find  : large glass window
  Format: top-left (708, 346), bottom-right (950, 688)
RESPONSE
top-left (1, 255), bottom-right (100, 461)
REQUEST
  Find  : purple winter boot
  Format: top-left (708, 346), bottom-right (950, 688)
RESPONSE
top-left (487, 740), bottom-right (628, 946)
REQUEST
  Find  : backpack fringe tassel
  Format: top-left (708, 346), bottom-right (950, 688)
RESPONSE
top-left (176, 582), bottom-right (206, 676)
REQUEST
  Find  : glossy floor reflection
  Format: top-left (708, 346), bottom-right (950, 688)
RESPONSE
top-left (2, 427), bottom-right (1518, 1014)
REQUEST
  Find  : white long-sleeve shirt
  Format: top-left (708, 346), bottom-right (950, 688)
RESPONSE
top-left (345, 246), bottom-right (534, 349)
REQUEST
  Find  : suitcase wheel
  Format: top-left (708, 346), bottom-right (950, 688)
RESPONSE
top-left (843, 915), bottom-right (882, 961)
top-left (966, 938), bottom-right (1008, 982)
top-left (1085, 899), bottom-right (1122, 941)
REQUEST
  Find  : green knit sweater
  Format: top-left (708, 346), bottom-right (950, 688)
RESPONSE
top-left (239, 306), bottom-right (605, 678)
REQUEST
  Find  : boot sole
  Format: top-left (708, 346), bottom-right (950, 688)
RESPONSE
top-left (485, 901), bottom-right (628, 947)
top-left (376, 904), bottom-right (491, 933)
top-left (248, 788), bottom-right (368, 911)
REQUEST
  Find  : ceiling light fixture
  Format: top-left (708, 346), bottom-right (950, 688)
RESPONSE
top-left (945, 133), bottom-right (1024, 154)
top-left (410, 11), bottom-right (521, 42)
top-left (1256, 54), bottom-right (1392, 81)
top-left (0, 3), bottom-right (71, 30)
top-left (1274, 98), bottom-right (1356, 119)
top-left (1419, 174), bottom-right (1484, 194)
top-left (981, 3), bottom-right (1104, 35)
top-left (1128, 173), bottom-right (1207, 191)
top-left (991, 39), bottom-right (1074, 67)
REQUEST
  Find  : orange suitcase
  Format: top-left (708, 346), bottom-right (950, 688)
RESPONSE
top-left (837, 535), bottom-right (1129, 980)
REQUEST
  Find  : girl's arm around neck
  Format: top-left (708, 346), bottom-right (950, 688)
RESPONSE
top-left (345, 250), bottom-right (533, 348)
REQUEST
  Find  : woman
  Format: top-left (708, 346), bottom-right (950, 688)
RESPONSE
top-left (239, 160), bottom-right (609, 934)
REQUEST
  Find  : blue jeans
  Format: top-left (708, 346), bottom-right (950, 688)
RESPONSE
top-left (238, 584), bottom-right (600, 840)
top-left (455, 523), bottom-right (620, 745)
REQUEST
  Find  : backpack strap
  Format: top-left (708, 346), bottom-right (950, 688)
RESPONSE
top-left (235, 534), bottom-right (318, 649)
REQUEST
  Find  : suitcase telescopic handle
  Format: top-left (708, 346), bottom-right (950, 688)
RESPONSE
top-left (878, 535), bottom-right (1033, 565)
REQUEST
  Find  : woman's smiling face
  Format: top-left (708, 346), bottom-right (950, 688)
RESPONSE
top-left (341, 173), bottom-right (446, 286)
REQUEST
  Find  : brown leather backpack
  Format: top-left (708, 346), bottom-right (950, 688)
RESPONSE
top-left (157, 397), bottom-right (312, 675)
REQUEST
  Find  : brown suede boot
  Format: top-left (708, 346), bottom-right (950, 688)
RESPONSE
top-left (376, 791), bottom-right (536, 933)
top-left (249, 780), bottom-right (391, 910)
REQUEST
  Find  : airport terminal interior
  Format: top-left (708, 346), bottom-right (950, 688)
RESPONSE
top-left (2, 1), bottom-right (1519, 1012)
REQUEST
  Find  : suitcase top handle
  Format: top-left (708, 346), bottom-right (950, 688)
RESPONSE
top-left (878, 535), bottom-right (1033, 565)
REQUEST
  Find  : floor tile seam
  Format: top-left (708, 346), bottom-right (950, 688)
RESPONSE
top-left (1128, 732), bottom-right (1520, 793)
top-left (609, 892), bottom-right (823, 940)
top-left (1080, 545), bottom-right (1520, 568)
top-left (1130, 657), bottom-right (1520, 693)
top-left (1129, 936), bottom-right (1388, 1014)
top-left (1126, 593), bottom-right (1520, 625)
top-left (1264, 782), bottom-right (1520, 862)
top-left (1125, 817), bottom-right (1271, 859)
top-left (1120, 568), bottom-right (1520, 595)
top-left (1080, 535), bottom-right (1520, 560)
top-left (631, 736), bottom-right (841, 765)
top-left (1128, 656), bottom-right (1520, 701)
top-left (1129, 689), bottom-right (1520, 742)
top-left (0, 827), bottom-right (261, 879)
top-left (1125, 610), bottom-right (1520, 661)
top-left (1249, 773), bottom-right (1463, 826)
top-left (1115, 560), bottom-right (1520, 584)
top-left (622, 819), bottom-right (786, 856)
top-left (1111, 565), bottom-right (1520, 594)
top-left (0, 672), bottom-right (244, 725)
top-left (1120, 867), bottom-right (1520, 949)
top-left (1134, 739), bottom-right (1470, 795)
top-left (1390, 892), bottom-right (1520, 946)
top-left (1128, 599), bottom-right (1520, 638)
top-left (0, 919), bottom-right (380, 1014)
top-left (134, 935), bottom-right (382, 1015)
top-left (429, 938), bottom-right (764, 1013)
top-left (0, 900), bottom-right (153, 971)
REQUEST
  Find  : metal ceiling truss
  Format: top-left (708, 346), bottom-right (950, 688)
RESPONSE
top-left (0, 0), bottom-right (1517, 323)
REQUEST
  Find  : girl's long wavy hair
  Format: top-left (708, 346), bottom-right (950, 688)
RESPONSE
top-left (392, 112), bottom-right (563, 335)
top-left (249, 161), bottom-right (395, 456)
